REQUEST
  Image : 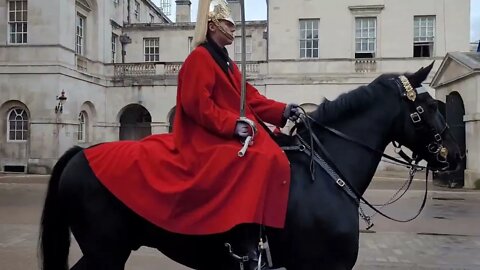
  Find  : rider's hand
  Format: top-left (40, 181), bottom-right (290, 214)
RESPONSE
top-left (284, 103), bottom-right (301, 122)
top-left (235, 122), bottom-right (251, 138)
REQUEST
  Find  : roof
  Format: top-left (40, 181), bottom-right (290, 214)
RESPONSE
top-left (448, 52), bottom-right (480, 70)
top-left (431, 52), bottom-right (480, 88)
top-left (144, 0), bottom-right (173, 23)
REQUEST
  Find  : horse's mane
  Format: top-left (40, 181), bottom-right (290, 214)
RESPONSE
top-left (310, 73), bottom-right (399, 124)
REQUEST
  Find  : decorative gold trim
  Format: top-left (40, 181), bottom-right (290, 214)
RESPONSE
top-left (399, 75), bottom-right (416, 102)
top-left (440, 147), bottom-right (448, 159)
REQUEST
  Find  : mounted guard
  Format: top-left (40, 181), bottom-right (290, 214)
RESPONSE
top-left (84, 0), bottom-right (300, 238)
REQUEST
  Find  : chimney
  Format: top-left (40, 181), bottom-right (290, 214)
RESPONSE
top-left (227, 0), bottom-right (241, 23)
top-left (175, 0), bottom-right (191, 23)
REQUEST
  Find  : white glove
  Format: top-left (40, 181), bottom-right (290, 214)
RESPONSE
top-left (235, 122), bottom-right (250, 138)
top-left (284, 103), bottom-right (301, 121)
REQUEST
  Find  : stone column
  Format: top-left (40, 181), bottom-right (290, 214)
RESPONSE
top-left (227, 0), bottom-right (241, 23)
top-left (464, 114), bottom-right (480, 189)
top-left (175, 0), bottom-right (191, 23)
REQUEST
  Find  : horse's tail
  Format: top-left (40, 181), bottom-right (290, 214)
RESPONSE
top-left (39, 146), bottom-right (83, 270)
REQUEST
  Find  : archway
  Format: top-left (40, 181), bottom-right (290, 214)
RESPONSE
top-left (119, 104), bottom-right (152, 141)
top-left (434, 92), bottom-right (466, 188)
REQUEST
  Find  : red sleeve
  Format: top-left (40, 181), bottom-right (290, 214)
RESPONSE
top-left (246, 83), bottom-right (287, 127)
top-left (230, 61), bottom-right (286, 127)
top-left (178, 50), bottom-right (238, 138)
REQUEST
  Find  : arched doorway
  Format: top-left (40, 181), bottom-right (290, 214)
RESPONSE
top-left (119, 104), bottom-right (152, 141)
top-left (434, 92), bottom-right (466, 188)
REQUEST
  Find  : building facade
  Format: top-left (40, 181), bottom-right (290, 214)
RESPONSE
top-left (0, 0), bottom-right (473, 177)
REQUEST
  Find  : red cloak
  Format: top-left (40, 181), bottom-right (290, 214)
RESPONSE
top-left (84, 46), bottom-right (291, 235)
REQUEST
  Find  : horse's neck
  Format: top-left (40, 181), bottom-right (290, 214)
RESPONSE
top-left (306, 112), bottom-right (395, 194)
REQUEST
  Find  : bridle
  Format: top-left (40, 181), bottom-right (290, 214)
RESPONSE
top-left (282, 75), bottom-right (451, 228)
top-left (393, 75), bottom-right (449, 170)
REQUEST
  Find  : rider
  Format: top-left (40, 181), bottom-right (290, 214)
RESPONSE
top-left (173, 0), bottom-right (300, 263)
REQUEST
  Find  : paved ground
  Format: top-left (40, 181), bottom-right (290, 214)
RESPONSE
top-left (1, 174), bottom-right (479, 269)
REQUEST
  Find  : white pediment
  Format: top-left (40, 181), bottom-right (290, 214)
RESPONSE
top-left (431, 56), bottom-right (473, 88)
top-left (76, 0), bottom-right (92, 12)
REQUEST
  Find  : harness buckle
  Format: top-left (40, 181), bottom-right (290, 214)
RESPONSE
top-left (336, 178), bottom-right (346, 187)
top-left (434, 133), bottom-right (442, 142)
top-left (416, 106), bottom-right (425, 114)
top-left (410, 112), bottom-right (422, 123)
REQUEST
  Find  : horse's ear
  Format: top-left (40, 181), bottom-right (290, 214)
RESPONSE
top-left (407, 61), bottom-right (435, 87)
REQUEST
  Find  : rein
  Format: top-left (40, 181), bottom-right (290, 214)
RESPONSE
top-left (285, 113), bottom-right (429, 228)
top-left (281, 76), bottom-right (450, 228)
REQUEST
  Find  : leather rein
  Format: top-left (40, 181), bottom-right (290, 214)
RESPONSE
top-left (281, 76), bottom-right (450, 229)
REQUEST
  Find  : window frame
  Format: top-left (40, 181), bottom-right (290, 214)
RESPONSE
top-left (144, 38), bottom-right (160, 62)
top-left (188, 36), bottom-right (193, 53)
top-left (7, 0), bottom-right (28, 45)
top-left (413, 16), bottom-right (436, 58)
top-left (112, 33), bottom-right (118, 63)
top-left (234, 36), bottom-right (253, 61)
top-left (299, 19), bottom-right (320, 59)
top-left (355, 17), bottom-right (377, 59)
top-left (6, 108), bottom-right (29, 143)
top-left (76, 13), bottom-right (86, 55)
top-left (134, 1), bottom-right (140, 20)
top-left (77, 111), bottom-right (87, 142)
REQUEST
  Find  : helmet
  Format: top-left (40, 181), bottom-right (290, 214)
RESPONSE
top-left (193, 0), bottom-right (235, 47)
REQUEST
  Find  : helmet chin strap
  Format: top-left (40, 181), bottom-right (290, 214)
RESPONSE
top-left (212, 19), bottom-right (235, 41)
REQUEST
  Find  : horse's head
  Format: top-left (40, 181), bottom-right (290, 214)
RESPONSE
top-left (389, 63), bottom-right (462, 171)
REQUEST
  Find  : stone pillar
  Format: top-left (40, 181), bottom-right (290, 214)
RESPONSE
top-left (175, 0), bottom-right (191, 23)
top-left (227, 0), bottom-right (241, 23)
top-left (464, 114), bottom-right (480, 189)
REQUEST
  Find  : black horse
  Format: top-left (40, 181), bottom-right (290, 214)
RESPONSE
top-left (40, 64), bottom-right (462, 270)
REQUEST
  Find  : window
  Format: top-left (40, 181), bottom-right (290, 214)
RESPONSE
top-left (299, 19), bottom-right (319, 59)
top-left (8, 0), bottom-right (28, 44)
top-left (135, 1), bottom-right (140, 20)
top-left (144, 38), bottom-right (159, 62)
top-left (76, 13), bottom-right (86, 55)
top-left (234, 36), bottom-right (253, 61)
top-left (188, 36), bottom-right (193, 53)
top-left (150, 14), bottom-right (155, 23)
top-left (355, 17), bottom-right (376, 58)
top-left (7, 108), bottom-right (28, 142)
top-left (112, 34), bottom-right (118, 63)
top-left (78, 111), bottom-right (87, 142)
top-left (414, 16), bottom-right (435, 57)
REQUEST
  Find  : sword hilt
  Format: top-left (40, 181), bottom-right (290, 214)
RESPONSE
top-left (237, 117), bottom-right (256, 157)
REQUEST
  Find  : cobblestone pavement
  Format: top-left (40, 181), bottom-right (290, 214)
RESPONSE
top-left (1, 176), bottom-right (479, 269)
top-left (355, 232), bottom-right (480, 270)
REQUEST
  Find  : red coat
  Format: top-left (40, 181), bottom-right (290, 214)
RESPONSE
top-left (84, 46), bottom-right (291, 235)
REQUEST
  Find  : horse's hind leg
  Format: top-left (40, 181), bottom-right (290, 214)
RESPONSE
top-left (70, 250), bottom-right (131, 270)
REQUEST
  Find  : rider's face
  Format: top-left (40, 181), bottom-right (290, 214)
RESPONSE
top-left (208, 20), bottom-right (236, 47)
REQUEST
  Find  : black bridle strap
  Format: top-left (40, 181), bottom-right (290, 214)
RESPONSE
top-left (303, 114), bottom-right (426, 169)
top-left (288, 127), bottom-right (430, 224)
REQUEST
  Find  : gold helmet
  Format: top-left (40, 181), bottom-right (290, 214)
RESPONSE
top-left (193, 0), bottom-right (235, 47)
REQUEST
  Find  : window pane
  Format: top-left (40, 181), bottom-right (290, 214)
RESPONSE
top-left (313, 49), bottom-right (318, 58)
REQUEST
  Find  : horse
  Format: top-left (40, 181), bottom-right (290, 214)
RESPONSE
top-left (39, 64), bottom-right (462, 270)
